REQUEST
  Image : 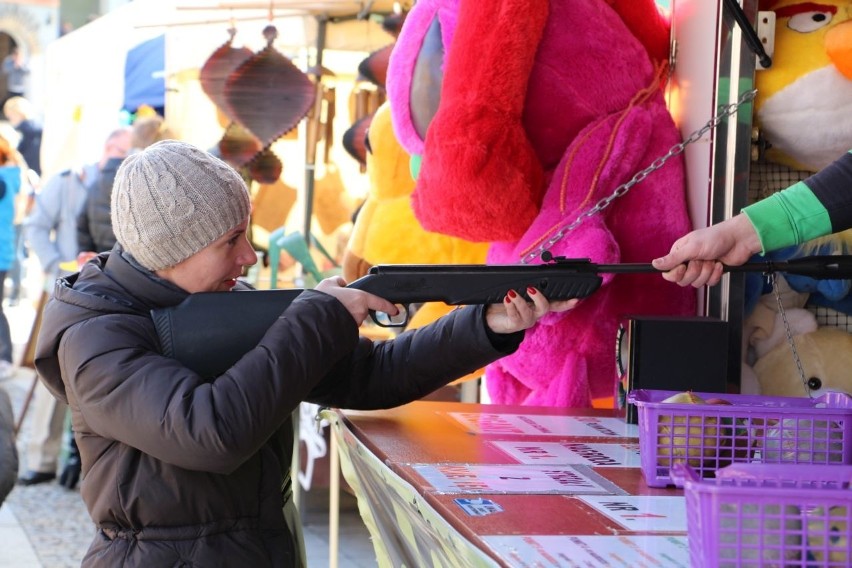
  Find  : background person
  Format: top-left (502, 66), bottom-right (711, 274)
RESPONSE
top-left (0, 385), bottom-right (16, 506)
top-left (3, 96), bottom-right (41, 177)
top-left (77, 114), bottom-right (173, 260)
top-left (0, 133), bottom-right (28, 381)
top-left (1, 47), bottom-right (29, 105)
top-left (34, 140), bottom-right (576, 567)
top-left (3, 95), bottom-right (42, 306)
top-left (17, 127), bottom-right (131, 487)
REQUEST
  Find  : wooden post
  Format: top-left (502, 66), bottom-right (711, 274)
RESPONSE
top-left (14, 289), bottom-right (48, 435)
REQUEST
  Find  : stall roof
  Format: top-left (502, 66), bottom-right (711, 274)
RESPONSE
top-left (134, 0), bottom-right (404, 51)
top-left (171, 1), bottom-right (400, 19)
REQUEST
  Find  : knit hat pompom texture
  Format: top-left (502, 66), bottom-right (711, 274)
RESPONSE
top-left (111, 140), bottom-right (251, 271)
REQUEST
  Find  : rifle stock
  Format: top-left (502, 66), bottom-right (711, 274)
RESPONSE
top-left (151, 260), bottom-right (605, 376)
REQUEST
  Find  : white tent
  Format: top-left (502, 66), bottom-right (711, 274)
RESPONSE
top-left (41, 1), bottom-right (166, 178)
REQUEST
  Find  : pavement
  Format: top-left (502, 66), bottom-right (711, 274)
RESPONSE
top-left (0, 257), bottom-right (378, 567)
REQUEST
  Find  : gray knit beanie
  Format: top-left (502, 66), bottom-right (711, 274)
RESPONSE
top-left (111, 140), bottom-right (251, 271)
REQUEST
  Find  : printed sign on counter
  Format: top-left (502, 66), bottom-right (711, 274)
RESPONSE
top-left (482, 535), bottom-right (690, 567)
top-left (578, 496), bottom-right (687, 532)
top-left (447, 412), bottom-right (638, 438)
top-left (411, 463), bottom-right (625, 495)
top-left (453, 497), bottom-right (504, 517)
top-left (491, 440), bottom-right (642, 467)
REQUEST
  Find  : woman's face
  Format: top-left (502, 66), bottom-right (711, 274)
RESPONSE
top-left (155, 218), bottom-right (257, 293)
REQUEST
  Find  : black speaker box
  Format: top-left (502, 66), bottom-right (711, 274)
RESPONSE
top-left (617, 316), bottom-right (730, 424)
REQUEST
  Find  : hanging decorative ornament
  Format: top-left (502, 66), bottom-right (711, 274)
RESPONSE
top-left (357, 44), bottom-right (394, 89)
top-left (218, 122), bottom-right (263, 168)
top-left (382, 11), bottom-right (408, 38)
top-left (200, 26), bottom-right (265, 169)
top-left (304, 66), bottom-right (335, 168)
top-left (248, 146), bottom-right (283, 185)
top-left (313, 163), bottom-right (355, 235)
top-left (199, 27), bottom-right (254, 123)
top-left (322, 85), bottom-right (336, 165)
top-left (224, 24), bottom-right (316, 149)
top-left (251, 178), bottom-right (298, 233)
top-left (342, 113), bottom-right (373, 169)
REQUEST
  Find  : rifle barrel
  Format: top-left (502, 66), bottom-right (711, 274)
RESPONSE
top-left (595, 263), bottom-right (658, 273)
top-left (724, 258), bottom-right (852, 278)
top-left (590, 256), bottom-right (852, 279)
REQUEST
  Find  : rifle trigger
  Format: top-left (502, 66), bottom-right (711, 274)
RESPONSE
top-left (368, 306), bottom-right (409, 328)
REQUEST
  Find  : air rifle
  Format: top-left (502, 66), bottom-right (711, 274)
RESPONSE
top-left (151, 254), bottom-right (852, 377)
top-left (347, 253), bottom-right (852, 325)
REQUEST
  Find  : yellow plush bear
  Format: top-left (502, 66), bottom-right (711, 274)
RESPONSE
top-left (752, 313), bottom-right (852, 398)
top-left (343, 102), bottom-right (489, 330)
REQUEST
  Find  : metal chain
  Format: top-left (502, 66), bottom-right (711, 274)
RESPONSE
top-left (520, 88), bottom-right (758, 264)
top-left (770, 272), bottom-right (811, 398)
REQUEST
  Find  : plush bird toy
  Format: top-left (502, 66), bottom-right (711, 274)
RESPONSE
top-left (756, 0), bottom-right (852, 172)
top-left (738, 1), bottom-right (852, 393)
top-left (748, 0), bottom-right (852, 309)
top-left (388, 0), bottom-right (696, 407)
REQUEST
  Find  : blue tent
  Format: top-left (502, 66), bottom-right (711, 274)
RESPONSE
top-left (122, 34), bottom-right (165, 113)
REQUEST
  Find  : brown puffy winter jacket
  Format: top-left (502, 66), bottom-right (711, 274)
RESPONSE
top-left (34, 249), bottom-right (521, 567)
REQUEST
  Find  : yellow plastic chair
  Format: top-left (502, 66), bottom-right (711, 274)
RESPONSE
top-left (268, 228), bottom-right (339, 289)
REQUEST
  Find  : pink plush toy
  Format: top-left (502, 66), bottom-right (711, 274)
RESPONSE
top-left (388, 0), bottom-right (696, 406)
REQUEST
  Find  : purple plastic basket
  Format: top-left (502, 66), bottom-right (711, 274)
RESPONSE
top-left (672, 463), bottom-right (852, 568)
top-left (627, 389), bottom-right (852, 487)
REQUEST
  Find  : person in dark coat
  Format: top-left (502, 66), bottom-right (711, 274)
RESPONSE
top-left (0, 386), bottom-right (17, 505)
top-left (77, 115), bottom-right (173, 256)
top-left (34, 140), bottom-right (576, 567)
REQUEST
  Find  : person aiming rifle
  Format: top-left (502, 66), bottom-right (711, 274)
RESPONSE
top-left (33, 140), bottom-right (576, 567)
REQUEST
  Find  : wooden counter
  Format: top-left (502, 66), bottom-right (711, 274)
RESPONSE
top-left (326, 401), bottom-right (690, 567)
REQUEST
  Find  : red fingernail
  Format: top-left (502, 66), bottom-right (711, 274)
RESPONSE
top-left (507, 289), bottom-right (517, 299)
top-left (527, 287), bottom-right (537, 295)
top-left (504, 295), bottom-right (511, 303)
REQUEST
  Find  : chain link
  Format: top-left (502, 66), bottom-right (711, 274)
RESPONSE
top-left (520, 89), bottom-right (758, 264)
top-left (770, 273), bottom-right (811, 398)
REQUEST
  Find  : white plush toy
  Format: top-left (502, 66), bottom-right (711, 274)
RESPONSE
top-left (748, 298), bottom-right (852, 398)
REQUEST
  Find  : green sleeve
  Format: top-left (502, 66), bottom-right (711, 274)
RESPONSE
top-left (742, 181), bottom-right (831, 253)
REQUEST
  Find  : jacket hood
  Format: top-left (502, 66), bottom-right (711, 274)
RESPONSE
top-left (35, 250), bottom-right (188, 403)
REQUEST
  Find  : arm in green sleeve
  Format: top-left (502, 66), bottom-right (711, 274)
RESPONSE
top-left (742, 181), bottom-right (832, 253)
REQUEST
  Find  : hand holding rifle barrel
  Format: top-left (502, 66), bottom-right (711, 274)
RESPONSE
top-left (345, 247), bottom-right (852, 327)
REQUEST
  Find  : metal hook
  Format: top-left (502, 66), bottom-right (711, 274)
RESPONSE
top-left (262, 24), bottom-right (278, 47)
top-left (723, 0), bottom-right (773, 68)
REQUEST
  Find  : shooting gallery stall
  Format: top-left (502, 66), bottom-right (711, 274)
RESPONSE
top-left (40, 0), bottom-right (852, 566)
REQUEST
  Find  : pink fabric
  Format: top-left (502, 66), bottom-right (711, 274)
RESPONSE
top-left (389, 0), bottom-right (697, 407)
top-left (487, 99), bottom-right (695, 407)
top-left (386, 0), bottom-right (459, 156)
